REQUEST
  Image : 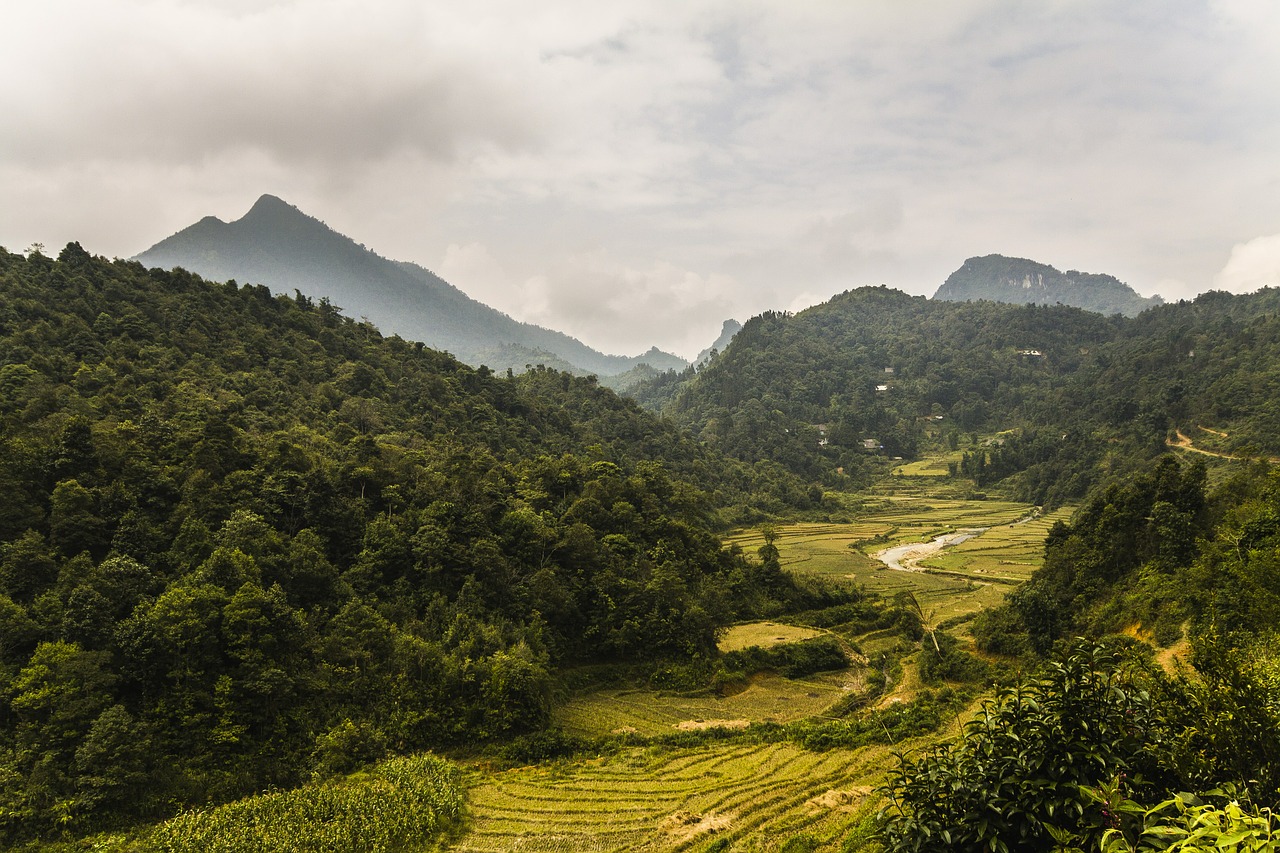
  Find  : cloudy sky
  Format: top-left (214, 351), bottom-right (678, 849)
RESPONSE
top-left (5, 0), bottom-right (1280, 359)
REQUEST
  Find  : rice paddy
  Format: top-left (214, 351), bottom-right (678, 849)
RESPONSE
top-left (555, 669), bottom-right (862, 739)
top-left (723, 479), bottom-right (1068, 627)
top-left (453, 740), bottom-right (897, 853)
top-left (718, 622), bottom-right (828, 652)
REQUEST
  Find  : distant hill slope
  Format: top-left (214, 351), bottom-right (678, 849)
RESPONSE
top-left (934, 254), bottom-right (1163, 317)
top-left (645, 276), bottom-right (1280, 504)
top-left (135, 194), bottom-right (687, 377)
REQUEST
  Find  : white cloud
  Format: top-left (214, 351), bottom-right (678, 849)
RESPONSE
top-left (1213, 234), bottom-right (1280, 293)
top-left (515, 249), bottom-right (738, 358)
top-left (4, 0), bottom-right (1280, 351)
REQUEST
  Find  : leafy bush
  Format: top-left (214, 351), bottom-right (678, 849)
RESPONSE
top-left (880, 641), bottom-right (1167, 852)
top-left (916, 630), bottom-right (990, 685)
top-left (1096, 787), bottom-right (1278, 852)
top-left (720, 636), bottom-right (849, 679)
top-left (1150, 632), bottom-right (1280, 804)
top-left (501, 728), bottom-right (589, 764)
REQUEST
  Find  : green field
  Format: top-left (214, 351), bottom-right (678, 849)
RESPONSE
top-left (719, 622), bottom-right (829, 652)
top-left (891, 452), bottom-right (962, 477)
top-left (915, 506), bottom-right (1074, 584)
top-left (723, 485), bottom-right (1058, 626)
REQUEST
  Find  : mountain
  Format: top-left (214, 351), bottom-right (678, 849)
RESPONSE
top-left (933, 254), bottom-right (1163, 316)
top-left (134, 194), bottom-right (687, 377)
top-left (696, 318), bottom-right (741, 366)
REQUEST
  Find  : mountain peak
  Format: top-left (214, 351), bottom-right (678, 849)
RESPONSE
top-left (696, 318), bottom-right (741, 365)
top-left (933, 254), bottom-right (1162, 317)
top-left (255, 192), bottom-right (287, 205)
top-left (133, 196), bottom-right (690, 379)
top-left (238, 194), bottom-right (316, 230)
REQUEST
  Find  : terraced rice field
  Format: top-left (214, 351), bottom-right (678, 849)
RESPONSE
top-left (453, 741), bottom-right (893, 852)
top-left (891, 452), bottom-right (962, 477)
top-left (451, 466), bottom-right (1070, 852)
top-left (725, 490), bottom-right (1040, 620)
top-left (718, 621), bottom-right (830, 652)
top-left (916, 505), bottom-right (1075, 584)
top-left (555, 670), bottom-right (862, 739)
top-left (725, 473), bottom-right (1078, 634)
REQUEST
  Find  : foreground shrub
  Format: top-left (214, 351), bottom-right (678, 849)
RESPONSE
top-left (1098, 788), bottom-right (1278, 852)
top-left (880, 641), bottom-right (1165, 853)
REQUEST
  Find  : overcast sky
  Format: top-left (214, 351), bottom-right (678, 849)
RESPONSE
top-left (5, 0), bottom-right (1280, 359)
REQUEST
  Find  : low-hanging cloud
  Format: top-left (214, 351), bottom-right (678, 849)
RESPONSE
top-left (1214, 233), bottom-right (1280, 293)
top-left (4, 0), bottom-right (1280, 355)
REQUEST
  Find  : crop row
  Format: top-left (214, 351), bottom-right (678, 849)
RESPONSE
top-left (454, 741), bottom-right (887, 852)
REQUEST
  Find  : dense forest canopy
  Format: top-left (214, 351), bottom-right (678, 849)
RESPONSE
top-left (0, 244), bottom-right (832, 839)
top-left (638, 283), bottom-right (1280, 506)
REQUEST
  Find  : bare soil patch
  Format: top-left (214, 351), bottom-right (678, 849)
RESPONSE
top-left (674, 718), bottom-right (750, 731)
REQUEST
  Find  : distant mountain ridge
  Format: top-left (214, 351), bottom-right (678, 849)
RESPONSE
top-left (933, 254), bottom-right (1163, 317)
top-left (135, 194), bottom-right (688, 377)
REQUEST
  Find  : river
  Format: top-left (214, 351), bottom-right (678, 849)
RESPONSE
top-left (873, 528), bottom-right (989, 572)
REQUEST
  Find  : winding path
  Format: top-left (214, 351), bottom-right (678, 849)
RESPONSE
top-left (1168, 427), bottom-right (1280, 464)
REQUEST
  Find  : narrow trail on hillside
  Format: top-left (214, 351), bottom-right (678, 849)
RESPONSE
top-left (1168, 427), bottom-right (1280, 463)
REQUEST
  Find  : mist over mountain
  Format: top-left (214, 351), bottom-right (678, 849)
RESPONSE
top-left (135, 195), bottom-right (688, 377)
top-left (933, 254), bottom-right (1163, 316)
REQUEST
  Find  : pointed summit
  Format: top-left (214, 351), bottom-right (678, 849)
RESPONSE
top-left (240, 194), bottom-right (306, 226)
top-left (132, 196), bottom-right (688, 378)
top-left (249, 193), bottom-right (290, 211)
top-left (696, 319), bottom-right (741, 365)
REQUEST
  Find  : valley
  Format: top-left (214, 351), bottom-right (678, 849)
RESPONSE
top-left (448, 465), bottom-right (1063, 852)
top-left (4, 246), bottom-right (1280, 851)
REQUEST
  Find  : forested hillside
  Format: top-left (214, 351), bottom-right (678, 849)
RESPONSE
top-left (641, 284), bottom-right (1280, 506)
top-left (0, 244), bottom-right (820, 840)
